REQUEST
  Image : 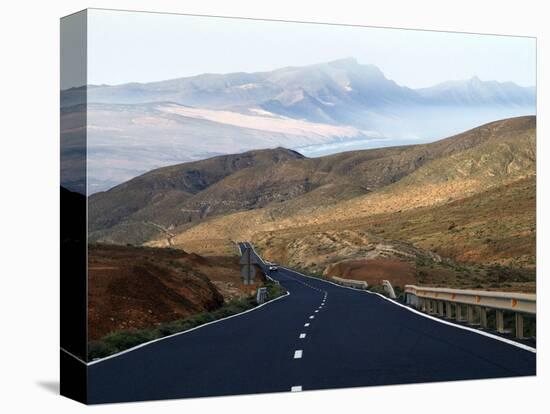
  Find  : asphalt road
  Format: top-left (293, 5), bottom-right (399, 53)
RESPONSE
top-left (87, 242), bottom-right (536, 404)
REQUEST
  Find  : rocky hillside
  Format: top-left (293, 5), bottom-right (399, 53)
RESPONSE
top-left (87, 244), bottom-right (256, 340)
top-left (89, 116), bottom-right (535, 292)
top-left (157, 117), bottom-right (535, 245)
top-left (252, 177), bottom-right (535, 292)
top-left (90, 116), bottom-right (534, 247)
top-left (89, 147), bottom-right (304, 244)
top-left (157, 117), bottom-right (535, 291)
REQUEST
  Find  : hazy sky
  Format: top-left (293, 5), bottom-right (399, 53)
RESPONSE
top-left (86, 9), bottom-right (536, 89)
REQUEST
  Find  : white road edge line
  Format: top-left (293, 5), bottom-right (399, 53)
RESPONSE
top-left (291, 385), bottom-right (302, 392)
top-left (294, 350), bottom-right (303, 359)
top-left (284, 267), bottom-right (536, 354)
top-left (84, 289), bottom-right (291, 366)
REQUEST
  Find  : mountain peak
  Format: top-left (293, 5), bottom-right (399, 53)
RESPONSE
top-left (326, 57), bottom-right (360, 67)
top-left (242, 146), bottom-right (305, 160)
top-left (469, 75), bottom-right (483, 84)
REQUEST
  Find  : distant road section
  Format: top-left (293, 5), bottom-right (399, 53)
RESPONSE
top-left (87, 242), bottom-right (535, 404)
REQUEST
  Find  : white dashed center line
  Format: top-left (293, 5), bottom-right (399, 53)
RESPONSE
top-left (309, 315), bottom-right (315, 319)
top-left (294, 350), bottom-right (303, 359)
top-left (291, 385), bottom-right (302, 392)
top-left (315, 310), bottom-right (319, 313)
top-left (299, 333), bottom-right (306, 339)
top-left (304, 323), bottom-right (310, 327)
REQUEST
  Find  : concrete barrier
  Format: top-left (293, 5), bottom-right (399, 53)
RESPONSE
top-left (332, 276), bottom-right (368, 290)
top-left (256, 287), bottom-right (268, 304)
top-left (382, 280), bottom-right (397, 299)
top-left (404, 285), bottom-right (535, 339)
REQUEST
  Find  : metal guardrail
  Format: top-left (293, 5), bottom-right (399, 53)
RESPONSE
top-left (332, 276), bottom-right (369, 290)
top-left (404, 285), bottom-right (536, 339)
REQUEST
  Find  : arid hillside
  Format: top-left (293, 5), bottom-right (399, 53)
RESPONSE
top-left (151, 116), bottom-right (535, 291)
top-left (88, 147), bottom-right (305, 244)
top-left (88, 244), bottom-right (257, 340)
top-left (89, 116), bottom-right (535, 292)
top-left (90, 116), bottom-right (534, 246)
top-left (252, 177), bottom-right (535, 292)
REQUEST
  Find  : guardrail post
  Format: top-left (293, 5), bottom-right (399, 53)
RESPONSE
top-left (455, 304), bottom-right (463, 321)
top-left (467, 305), bottom-right (476, 325)
top-left (515, 313), bottom-right (524, 339)
top-left (430, 300), bottom-right (437, 315)
top-left (421, 298), bottom-right (426, 312)
top-left (496, 310), bottom-right (505, 333)
top-left (445, 302), bottom-right (452, 318)
top-left (479, 307), bottom-right (487, 329)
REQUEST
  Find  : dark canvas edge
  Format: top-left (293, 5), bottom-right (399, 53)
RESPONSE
top-left (60, 9), bottom-right (88, 404)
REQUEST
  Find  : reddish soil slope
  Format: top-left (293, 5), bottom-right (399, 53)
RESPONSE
top-left (88, 244), bottom-right (250, 340)
top-left (324, 258), bottom-right (417, 288)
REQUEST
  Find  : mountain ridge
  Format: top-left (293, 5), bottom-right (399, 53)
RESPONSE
top-left (89, 116), bottom-right (535, 248)
top-left (88, 147), bottom-right (304, 238)
top-left (62, 59), bottom-right (535, 192)
top-left (154, 116), bottom-right (534, 289)
top-left (79, 58), bottom-right (534, 112)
